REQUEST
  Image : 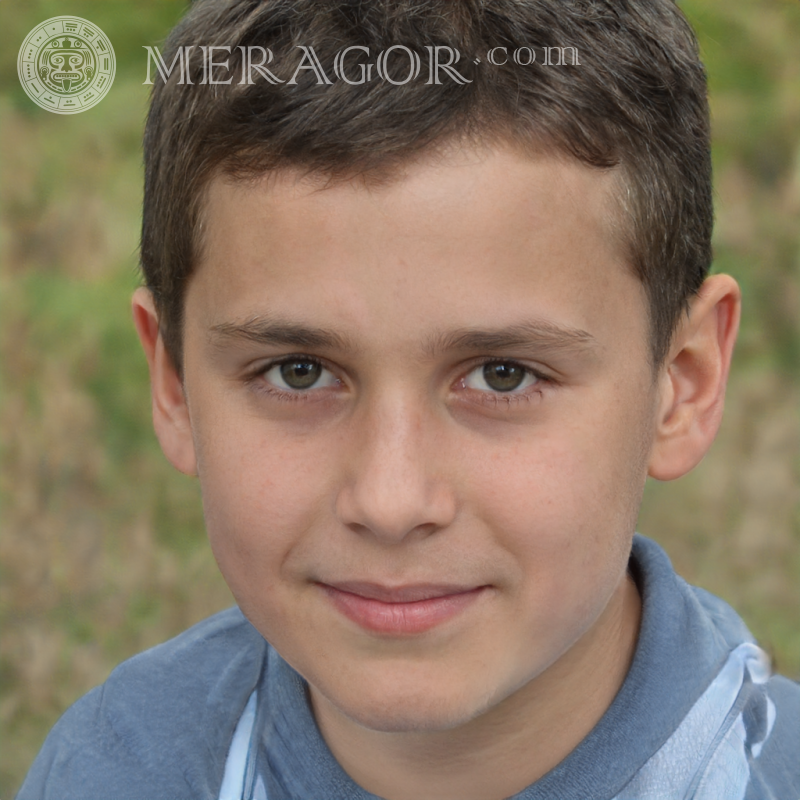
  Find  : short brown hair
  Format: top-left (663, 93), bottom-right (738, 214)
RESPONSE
top-left (141, 0), bottom-right (711, 374)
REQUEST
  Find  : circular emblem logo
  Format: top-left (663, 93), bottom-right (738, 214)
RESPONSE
top-left (17, 16), bottom-right (116, 114)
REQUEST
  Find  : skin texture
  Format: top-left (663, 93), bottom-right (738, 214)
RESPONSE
top-left (133, 145), bottom-right (740, 800)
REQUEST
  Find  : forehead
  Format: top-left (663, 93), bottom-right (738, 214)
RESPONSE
top-left (189, 146), bottom-right (646, 359)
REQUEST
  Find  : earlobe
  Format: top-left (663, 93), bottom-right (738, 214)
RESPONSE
top-left (131, 287), bottom-right (198, 476)
top-left (647, 274), bottom-right (741, 481)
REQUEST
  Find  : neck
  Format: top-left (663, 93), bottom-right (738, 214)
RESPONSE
top-left (309, 572), bottom-right (642, 800)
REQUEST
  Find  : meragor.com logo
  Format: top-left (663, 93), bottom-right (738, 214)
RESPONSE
top-left (17, 16), bottom-right (115, 114)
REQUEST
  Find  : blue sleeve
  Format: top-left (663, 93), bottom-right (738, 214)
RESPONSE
top-left (15, 607), bottom-right (265, 800)
top-left (15, 684), bottom-right (204, 800)
top-left (744, 675), bottom-right (800, 800)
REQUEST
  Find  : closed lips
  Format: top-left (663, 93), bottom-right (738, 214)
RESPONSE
top-left (319, 582), bottom-right (486, 602)
top-left (318, 582), bottom-right (490, 635)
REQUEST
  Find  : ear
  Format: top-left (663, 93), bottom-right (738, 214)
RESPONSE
top-left (132, 287), bottom-right (197, 476)
top-left (648, 274), bottom-right (741, 481)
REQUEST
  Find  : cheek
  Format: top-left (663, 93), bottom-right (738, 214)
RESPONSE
top-left (474, 430), bottom-right (640, 542)
top-left (194, 420), bottom-right (331, 603)
top-left (469, 395), bottom-right (648, 611)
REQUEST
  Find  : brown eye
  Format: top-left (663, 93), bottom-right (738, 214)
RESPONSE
top-left (279, 360), bottom-right (322, 389)
top-left (462, 361), bottom-right (540, 394)
top-left (261, 358), bottom-right (339, 394)
top-left (482, 362), bottom-right (526, 392)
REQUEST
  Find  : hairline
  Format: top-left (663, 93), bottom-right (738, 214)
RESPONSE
top-left (170, 134), bottom-right (663, 380)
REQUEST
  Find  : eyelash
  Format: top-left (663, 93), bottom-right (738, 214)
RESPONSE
top-left (246, 356), bottom-right (554, 406)
top-left (246, 356), bottom-right (338, 404)
top-left (458, 358), bottom-right (552, 408)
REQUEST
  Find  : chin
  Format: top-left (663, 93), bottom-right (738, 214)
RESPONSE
top-left (342, 698), bottom-right (478, 734)
top-left (319, 668), bottom-right (505, 734)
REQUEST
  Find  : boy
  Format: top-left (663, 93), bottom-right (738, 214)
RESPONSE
top-left (17, 0), bottom-right (799, 798)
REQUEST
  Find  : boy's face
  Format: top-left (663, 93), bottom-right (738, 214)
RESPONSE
top-left (180, 146), bottom-right (656, 732)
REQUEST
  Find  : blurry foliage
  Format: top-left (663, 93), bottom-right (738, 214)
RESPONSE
top-left (1, 0), bottom-right (799, 796)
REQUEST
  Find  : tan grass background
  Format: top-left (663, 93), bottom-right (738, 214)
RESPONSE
top-left (1, 0), bottom-right (798, 796)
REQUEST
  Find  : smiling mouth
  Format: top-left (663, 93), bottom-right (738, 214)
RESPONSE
top-left (318, 582), bottom-right (489, 634)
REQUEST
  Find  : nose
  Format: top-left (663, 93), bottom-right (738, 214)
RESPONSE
top-left (335, 393), bottom-right (457, 544)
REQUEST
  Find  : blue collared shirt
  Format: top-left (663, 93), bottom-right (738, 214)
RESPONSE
top-left (17, 536), bottom-right (800, 800)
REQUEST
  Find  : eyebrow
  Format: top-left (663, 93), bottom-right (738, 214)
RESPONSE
top-left (421, 321), bottom-right (600, 359)
top-left (209, 317), bottom-right (356, 352)
top-left (208, 316), bottom-right (599, 358)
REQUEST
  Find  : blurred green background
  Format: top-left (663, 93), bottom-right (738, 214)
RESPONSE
top-left (1, 0), bottom-right (798, 795)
